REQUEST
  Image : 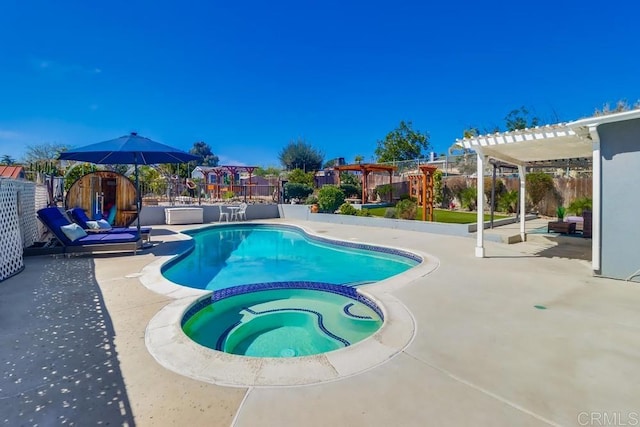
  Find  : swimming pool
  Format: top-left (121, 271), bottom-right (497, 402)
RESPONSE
top-left (162, 224), bottom-right (420, 291)
top-left (182, 282), bottom-right (383, 357)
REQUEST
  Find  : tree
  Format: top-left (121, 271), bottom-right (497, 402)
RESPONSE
top-left (189, 141), bottom-right (218, 166)
top-left (594, 99), bottom-right (640, 116)
top-left (504, 106), bottom-right (540, 131)
top-left (323, 157), bottom-right (343, 168)
top-left (287, 168), bottom-right (315, 186)
top-left (339, 172), bottom-right (359, 186)
top-left (104, 164), bottom-right (130, 175)
top-left (354, 155), bottom-right (364, 164)
top-left (452, 128), bottom-right (479, 175)
top-left (375, 121), bottom-right (430, 162)
top-left (137, 165), bottom-right (167, 196)
top-left (278, 139), bottom-right (324, 171)
top-left (63, 163), bottom-right (98, 191)
top-left (1, 154), bottom-right (16, 165)
top-left (255, 166), bottom-right (282, 177)
top-left (24, 142), bottom-right (69, 164)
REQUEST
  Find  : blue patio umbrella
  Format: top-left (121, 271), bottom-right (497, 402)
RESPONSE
top-left (58, 132), bottom-right (200, 235)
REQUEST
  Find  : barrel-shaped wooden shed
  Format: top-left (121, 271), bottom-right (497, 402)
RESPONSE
top-left (64, 171), bottom-right (138, 227)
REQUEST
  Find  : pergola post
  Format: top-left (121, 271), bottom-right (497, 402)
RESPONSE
top-left (214, 168), bottom-right (225, 199)
top-left (475, 151), bottom-right (485, 258)
top-left (245, 166), bottom-right (256, 200)
top-left (517, 165), bottom-right (527, 242)
top-left (362, 168), bottom-right (369, 204)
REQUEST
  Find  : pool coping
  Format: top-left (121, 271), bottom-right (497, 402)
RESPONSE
top-left (141, 221), bottom-right (440, 387)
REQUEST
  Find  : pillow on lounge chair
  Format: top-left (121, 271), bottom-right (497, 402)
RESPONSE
top-left (107, 205), bottom-right (117, 225)
top-left (85, 220), bottom-right (100, 229)
top-left (96, 219), bottom-right (112, 230)
top-left (60, 223), bottom-right (88, 241)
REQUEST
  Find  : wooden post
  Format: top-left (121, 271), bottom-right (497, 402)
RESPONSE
top-left (419, 165), bottom-right (437, 221)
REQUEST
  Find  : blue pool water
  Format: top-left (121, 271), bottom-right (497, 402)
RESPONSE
top-left (163, 224), bottom-right (419, 291)
top-left (182, 283), bottom-right (384, 357)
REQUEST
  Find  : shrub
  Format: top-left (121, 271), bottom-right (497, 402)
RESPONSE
top-left (433, 169), bottom-right (444, 206)
top-left (497, 189), bottom-right (518, 213)
top-left (399, 193), bottom-right (416, 202)
top-left (395, 199), bottom-right (417, 220)
top-left (339, 203), bottom-right (358, 215)
top-left (222, 190), bottom-right (235, 200)
top-left (483, 177), bottom-right (506, 210)
top-left (460, 187), bottom-right (477, 211)
top-left (446, 176), bottom-right (468, 202)
top-left (556, 206), bottom-right (566, 220)
top-left (317, 185), bottom-right (345, 213)
top-left (567, 197), bottom-right (592, 216)
top-left (305, 195), bottom-right (319, 205)
top-left (384, 208), bottom-right (396, 218)
top-left (284, 182), bottom-right (313, 201)
top-left (525, 172), bottom-right (554, 210)
top-left (339, 183), bottom-right (361, 198)
top-left (356, 208), bottom-right (371, 217)
top-left (377, 184), bottom-right (392, 201)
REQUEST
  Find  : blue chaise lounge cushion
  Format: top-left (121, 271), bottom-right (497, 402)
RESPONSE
top-left (60, 223), bottom-right (88, 241)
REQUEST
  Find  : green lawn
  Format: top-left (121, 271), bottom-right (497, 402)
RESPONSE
top-left (366, 207), bottom-right (508, 224)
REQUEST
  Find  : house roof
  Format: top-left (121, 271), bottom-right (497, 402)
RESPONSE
top-left (0, 165), bottom-right (25, 179)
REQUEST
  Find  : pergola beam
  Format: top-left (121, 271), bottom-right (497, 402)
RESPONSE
top-left (334, 163), bottom-right (397, 204)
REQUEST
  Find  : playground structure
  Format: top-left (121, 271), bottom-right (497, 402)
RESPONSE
top-left (407, 165), bottom-right (438, 221)
top-left (194, 165), bottom-right (259, 200)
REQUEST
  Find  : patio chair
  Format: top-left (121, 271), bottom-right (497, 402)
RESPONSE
top-left (234, 202), bottom-right (248, 221)
top-left (37, 207), bottom-right (142, 254)
top-left (218, 204), bottom-right (229, 222)
top-left (67, 207), bottom-right (152, 242)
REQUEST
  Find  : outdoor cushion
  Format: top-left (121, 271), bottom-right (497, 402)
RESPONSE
top-left (85, 220), bottom-right (100, 229)
top-left (96, 219), bottom-right (112, 229)
top-left (66, 206), bottom-right (151, 241)
top-left (107, 205), bottom-right (117, 225)
top-left (60, 223), bottom-right (88, 241)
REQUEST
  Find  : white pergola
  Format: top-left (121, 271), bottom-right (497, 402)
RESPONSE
top-left (458, 109), bottom-right (640, 273)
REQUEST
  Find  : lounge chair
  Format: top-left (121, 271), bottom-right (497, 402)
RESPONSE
top-left (37, 207), bottom-right (142, 254)
top-left (67, 207), bottom-right (152, 242)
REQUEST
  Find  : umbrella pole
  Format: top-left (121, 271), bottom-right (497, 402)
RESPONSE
top-left (135, 160), bottom-right (141, 236)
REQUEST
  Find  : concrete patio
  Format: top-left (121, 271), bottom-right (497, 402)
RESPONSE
top-left (2, 220), bottom-right (639, 426)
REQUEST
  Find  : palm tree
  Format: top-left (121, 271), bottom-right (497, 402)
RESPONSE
top-left (354, 155), bottom-right (364, 164)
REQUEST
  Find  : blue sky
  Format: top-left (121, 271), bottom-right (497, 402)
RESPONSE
top-left (1, 1), bottom-right (638, 167)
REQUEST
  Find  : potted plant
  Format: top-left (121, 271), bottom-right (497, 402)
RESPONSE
top-left (305, 195), bottom-right (319, 213)
top-left (556, 205), bottom-right (566, 221)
